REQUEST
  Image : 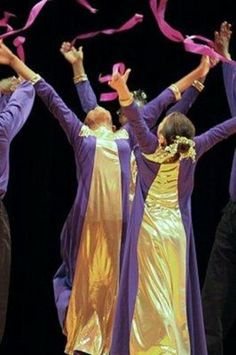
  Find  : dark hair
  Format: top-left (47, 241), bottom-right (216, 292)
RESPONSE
top-left (160, 112), bottom-right (196, 155)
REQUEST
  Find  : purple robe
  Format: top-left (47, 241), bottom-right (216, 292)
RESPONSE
top-left (110, 101), bottom-right (236, 355)
top-left (33, 79), bottom-right (137, 335)
top-left (223, 63), bottom-right (236, 202)
top-left (0, 82), bottom-right (35, 199)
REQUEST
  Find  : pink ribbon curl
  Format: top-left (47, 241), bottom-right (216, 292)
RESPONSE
top-left (0, 0), bottom-right (48, 40)
top-left (0, 1), bottom-right (48, 62)
top-left (99, 62), bottom-right (126, 102)
top-left (71, 13), bottom-right (143, 43)
top-left (149, 0), bottom-right (236, 64)
top-left (0, 12), bottom-right (15, 33)
top-left (76, 0), bottom-right (98, 14)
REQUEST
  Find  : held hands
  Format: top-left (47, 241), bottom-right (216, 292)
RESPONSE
top-left (60, 42), bottom-right (83, 65)
top-left (0, 40), bottom-right (16, 66)
top-left (214, 21), bottom-right (232, 59)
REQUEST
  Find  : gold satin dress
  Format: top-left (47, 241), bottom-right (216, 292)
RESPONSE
top-left (130, 159), bottom-right (190, 355)
top-left (64, 126), bottom-right (129, 355)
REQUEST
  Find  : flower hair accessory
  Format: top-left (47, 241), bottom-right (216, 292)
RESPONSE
top-left (165, 135), bottom-right (196, 162)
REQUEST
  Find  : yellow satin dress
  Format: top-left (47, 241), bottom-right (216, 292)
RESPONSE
top-left (130, 160), bottom-right (190, 355)
top-left (64, 126), bottom-right (129, 355)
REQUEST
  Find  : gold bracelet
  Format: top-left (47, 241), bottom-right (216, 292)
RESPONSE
top-left (119, 94), bottom-right (134, 107)
top-left (169, 83), bottom-right (181, 101)
top-left (73, 73), bottom-right (88, 84)
top-left (192, 80), bottom-right (205, 92)
top-left (30, 74), bottom-right (41, 85)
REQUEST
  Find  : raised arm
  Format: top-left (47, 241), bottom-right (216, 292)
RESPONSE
top-left (223, 63), bottom-right (236, 116)
top-left (0, 81), bottom-right (35, 141)
top-left (166, 81), bottom-right (204, 116)
top-left (142, 56), bottom-right (211, 128)
top-left (34, 79), bottom-right (83, 144)
top-left (60, 42), bottom-right (98, 113)
top-left (109, 70), bottom-right (158, 154)
top-left (214, 22), bottom-right (236, 201)
top-left (195, 116), bottom-right (236, 159)
top-left (214, 21), bottom-right (236, 116)
top-left (0, 40), bottom-right (82, 145)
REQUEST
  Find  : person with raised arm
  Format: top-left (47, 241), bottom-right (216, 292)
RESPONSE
top-left (202, 21), bottom-right (236, 355)
top-left (0, 74), bottom-right (35, 343)
top-left (107, 56), bottom-right (236, 354)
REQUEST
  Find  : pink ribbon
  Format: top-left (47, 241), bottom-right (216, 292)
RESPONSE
top-left (0, 12), bottom-right (15, 32)
top-left (13, 36), bottom-right (26, 62)
top-left (149, 0), bottom-right (236, 64)
top-left (76, 0), bottom-right (98, 14)
top-left (99, 62), bottom-right (126, 102)
top-left (0, 0), bottom-right (48, 40)
top-left (71, 13), bottom-right (143, 43)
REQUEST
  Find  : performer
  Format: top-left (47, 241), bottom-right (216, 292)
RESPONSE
top-left (0, 75), bottom-right (35, 343)
top-left (202, 21), bottom-right (236, 355)
top-left (0, 40), bottom-right (210, 355)
top-left (108, 58), bottom-right (236, 355)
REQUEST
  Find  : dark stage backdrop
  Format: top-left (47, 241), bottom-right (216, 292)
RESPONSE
top-left (0, 0), bottom-right (236, 354)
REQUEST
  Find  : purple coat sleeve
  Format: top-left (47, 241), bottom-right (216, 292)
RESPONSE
top-left (0, 93), bottom-right (11, 113)
top-left (223, 63), bottom-right (236, 116)
top-left (75, 80), bottom-right (98, 113)
top-left (141, 86), bottom-right (200, 129)
top-left (195, 117), bottom-right (236, 159)
top-left (140, 88), bottom-right (175, 128)
top-left (34, 79), bottom-right (83, 145)
top-left (123, 102), bottom-right (158, 154)
top-left (0, 81), bottom-right (35, 141)
top-left (223, 63), bottom-right (236, 201)
top-left (229, 149), bottom-right (236, 201)
top-left (166, 86), bottom-right (200, 115)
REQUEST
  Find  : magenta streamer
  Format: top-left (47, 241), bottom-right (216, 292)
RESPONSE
top-left (0, 0), bottom-right (48, 40)
top-left (71, 13), bottom-right (143, 43)
top-left (99, 62), bottom-right (126, 102)
top-left (149, 0), bottom-right (236, 64)
top-left (13, 36), bottom-right (26, 62)
top-left (0, 12), bottom-right (15, 32)
top-left (76, 0), bottom-right (98, 13)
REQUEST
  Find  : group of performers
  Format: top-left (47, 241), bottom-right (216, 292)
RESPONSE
top-left (0, 19), bottom-right (235, 355)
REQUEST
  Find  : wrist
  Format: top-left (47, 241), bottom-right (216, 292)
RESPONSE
top-left (9, 54), bottom-right (20, 68)
top-left (169, 83), bottom-right (181, 101)
top-left (192, 80), bottom-right (205, 92)
top-left (73, 73), bottom-right (88, 84)
top-left (119, 93), bottom-right (134, 107)
top-left (72, 58), bottom-right (83, 67)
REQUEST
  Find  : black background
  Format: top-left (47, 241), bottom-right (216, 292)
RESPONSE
top-left (0, 0), bottom-right (236, 354)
